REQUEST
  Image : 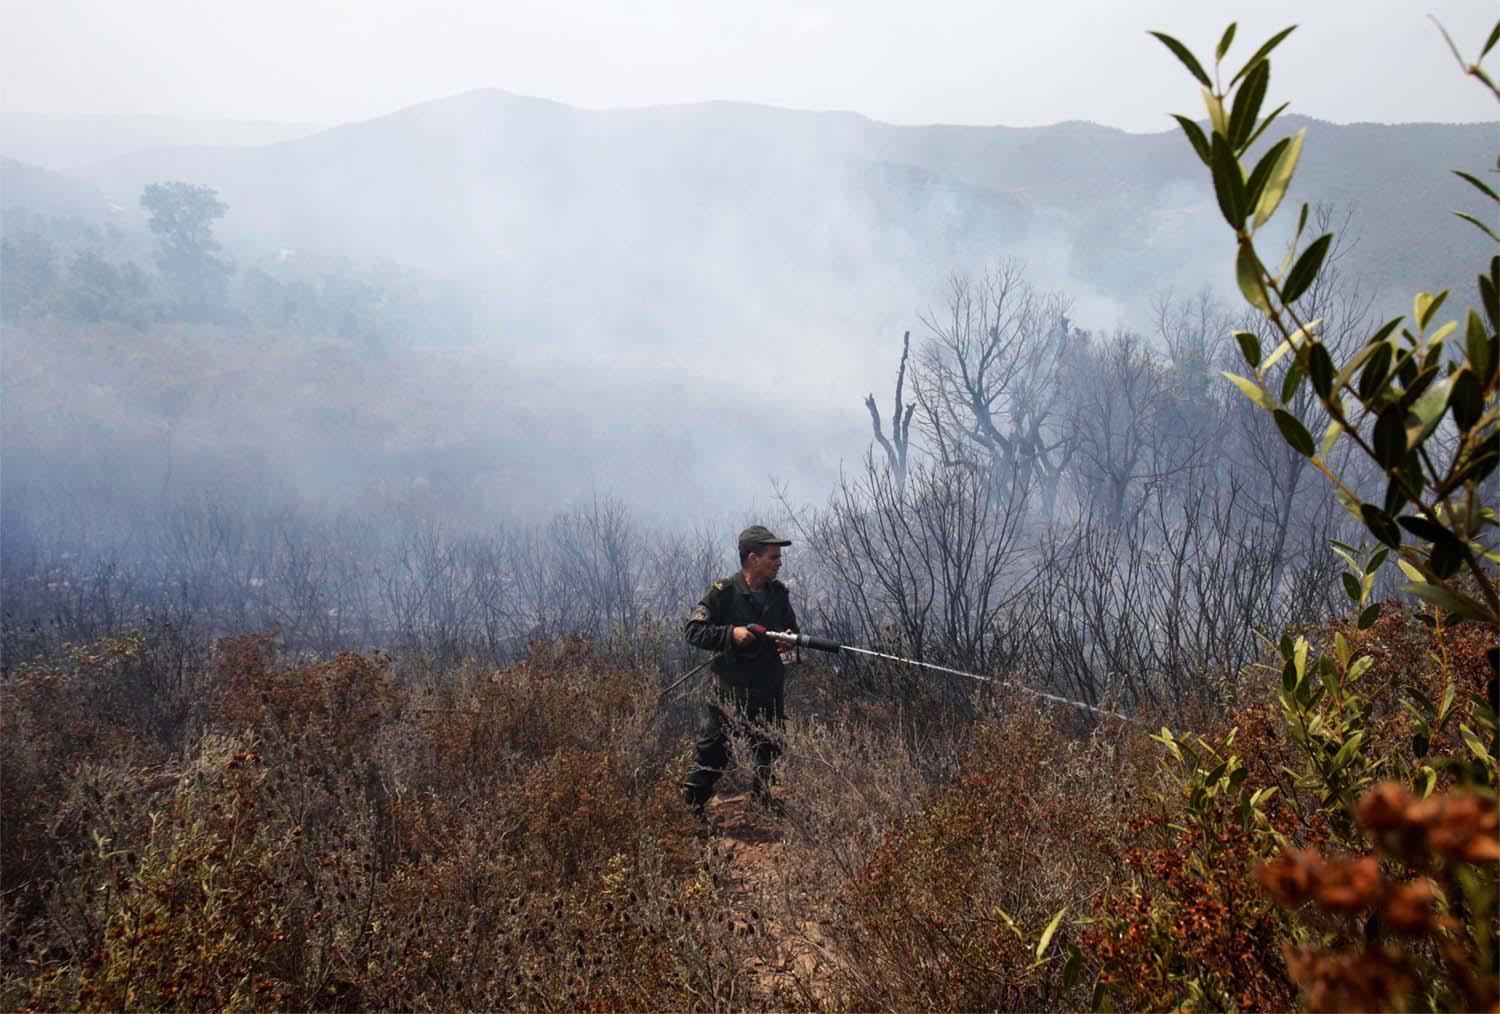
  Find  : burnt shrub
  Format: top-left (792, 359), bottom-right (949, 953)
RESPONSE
top-left (2, 629), bottom-right (760, 1009)
top-left (830, 708), bottom-right (1132, 1011)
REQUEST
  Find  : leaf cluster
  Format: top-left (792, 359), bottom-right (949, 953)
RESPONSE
top-left (1153, 21), bottom-right (1500, 629)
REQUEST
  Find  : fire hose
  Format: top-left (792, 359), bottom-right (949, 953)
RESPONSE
top-left (661, 624), bottom-right (1138, 726)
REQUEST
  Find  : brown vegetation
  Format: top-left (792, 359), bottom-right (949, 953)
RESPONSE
top-left (2, 598), bottom-right (1495, 1011)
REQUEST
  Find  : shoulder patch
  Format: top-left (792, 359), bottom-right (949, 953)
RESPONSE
top-left (689, 603), bottom-right (710, 622)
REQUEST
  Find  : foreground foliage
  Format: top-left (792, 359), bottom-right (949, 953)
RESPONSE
top-left (3, 637), bottom-right (718, 1010)
top-left (1123, 18), bottom-right (1500, 1010)
top-left (2, 594), bottom-right (1493, 1011)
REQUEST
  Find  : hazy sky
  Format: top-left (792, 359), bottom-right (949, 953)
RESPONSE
top-left (4, 1), bottom-right (1498, 130)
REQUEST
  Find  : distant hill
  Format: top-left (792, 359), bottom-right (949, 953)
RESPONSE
top-left (0, 112), bottom-right (323, 172)
top-left (2, 95), bottom-right (1494, 513)
top-left (58, 94), bottom-right (1038, 360)
top-left (49, 93), bottom-right (1494, 334)
top-left (0, 156), bottom-right (113, 220)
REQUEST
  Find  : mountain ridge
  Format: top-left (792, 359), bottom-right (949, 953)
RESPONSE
top-left (3, 93), bottom-right (1494, 514)
top-left (6, 94), bottom-right (1494, 363)
top-left (0, 111), bottom-right (323, 171)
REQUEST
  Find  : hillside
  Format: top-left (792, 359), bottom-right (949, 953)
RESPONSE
top-left (0, 156), bottom-right (113, 220)
top-left (9, 96), bottom-right (1493, 363)
top-left (3, 95), bottom-right (1494, 512)
top-left (0, 112), bottom-right (321, 171)
top-left (0, 319), bottom-right (851, 523)
top-left (49, 95), bottom-right (1496, 321)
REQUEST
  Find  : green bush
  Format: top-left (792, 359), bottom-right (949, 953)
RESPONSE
top-left (1101, 19), bottom-right (1500, 1010)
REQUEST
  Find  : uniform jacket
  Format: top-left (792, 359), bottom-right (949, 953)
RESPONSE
top-left (684, 572), bottom-right (799, 690)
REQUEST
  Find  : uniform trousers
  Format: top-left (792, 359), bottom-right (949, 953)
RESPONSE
top-left (683, 681), bottom-right (785, 807)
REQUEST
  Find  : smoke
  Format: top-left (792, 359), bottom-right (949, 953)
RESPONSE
top-left (2, 96), bottom-right (1491, 537)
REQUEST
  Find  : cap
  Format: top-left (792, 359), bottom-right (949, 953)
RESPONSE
top-left (738, 525), bottom-right (792, 553)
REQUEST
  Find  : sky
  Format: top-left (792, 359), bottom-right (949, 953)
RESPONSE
top-left (3, 0), bottom-right (1498, 131)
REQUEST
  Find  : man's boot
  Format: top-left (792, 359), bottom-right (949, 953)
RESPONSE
top-left (752, 777), bottom-right (786, 819)
top-left (685, 788), bottom-right (714, 839)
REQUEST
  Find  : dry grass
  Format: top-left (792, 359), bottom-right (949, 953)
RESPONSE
top-left (2, 603), bottom-right (1494, 1010)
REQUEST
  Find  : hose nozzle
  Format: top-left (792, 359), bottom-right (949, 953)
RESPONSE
top-left (748, 625), bottom-right (842, 654)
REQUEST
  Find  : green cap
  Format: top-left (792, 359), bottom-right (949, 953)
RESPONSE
top-left (738, 525), bottom-right (792, 553)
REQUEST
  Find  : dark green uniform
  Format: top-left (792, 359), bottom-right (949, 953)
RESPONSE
top-left (682, 572), bottom-right (799, 808)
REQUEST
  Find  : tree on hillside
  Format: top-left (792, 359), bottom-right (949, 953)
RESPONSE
top-left (911, 263), bottom-right (1074, 512)
top-left (0, 225), bottom-right (56, 322)
top-left (864, 330), bottom-right (916, 497)
top-left (1067, 328), bottom-right (1194, 530)
top-left (141, 181), bottom-right (231, 320)
top-left (59, 249), bottom-right (153, 328)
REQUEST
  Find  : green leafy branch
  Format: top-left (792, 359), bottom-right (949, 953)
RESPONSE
top-left (1152, 21), bottom-right (1500, 629)
top-left (1432, 15), bottom-right (1500, 107)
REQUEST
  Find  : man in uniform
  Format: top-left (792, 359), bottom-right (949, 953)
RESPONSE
top-left (682, 525), bottom-right (799, 821)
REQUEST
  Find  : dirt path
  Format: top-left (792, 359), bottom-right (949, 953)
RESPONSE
top-left (701, 791), bottom-right (840, 1008)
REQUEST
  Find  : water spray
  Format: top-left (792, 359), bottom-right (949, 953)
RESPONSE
top-left (748, 625), bottom-right (1138, 725)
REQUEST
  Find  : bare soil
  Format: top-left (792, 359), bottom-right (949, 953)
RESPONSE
top-left (699, 790), bottom-right (841, 1008)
